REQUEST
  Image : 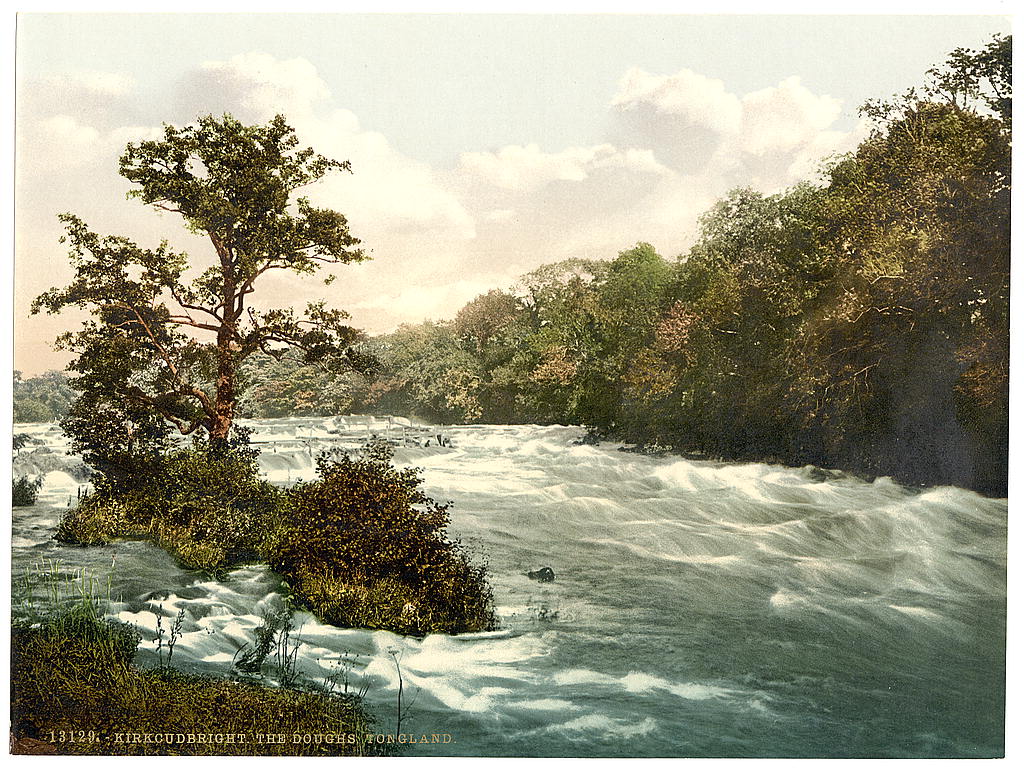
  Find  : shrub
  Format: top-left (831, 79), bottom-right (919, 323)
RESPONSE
top-left (55, 490), bottom-right (158, 544)
top-left (269, 443), bottom-right (496, 635)
top-left (12, 475), bottom-right (43, 506)
top-left (55, 437), bottom-right (496, 635)
top-left (57, 438), bottom-right (285, 572)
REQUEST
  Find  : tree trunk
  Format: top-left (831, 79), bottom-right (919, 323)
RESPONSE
top-left (211, 365), bottom-right (235, 441)
top-left (210, 233), bottom-right (237, 443)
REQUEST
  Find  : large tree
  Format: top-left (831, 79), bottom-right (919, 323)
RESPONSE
top-left (33, 114), bottom-right (373, 466)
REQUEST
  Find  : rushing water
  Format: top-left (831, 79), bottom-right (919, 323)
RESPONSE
top-left (11, 419), bottom-right (1007, 757)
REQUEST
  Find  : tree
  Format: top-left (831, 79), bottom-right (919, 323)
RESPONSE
top-left (372, 322), bottom-right (485, 424)
top-left (808, 73), bottom-right (1010, 490)
top-left (33, 114), bottom-right (375, 461)
top-left (13, 370), bottom-right (77, 423)
top-left (863, 34), bottom-right (1011, 128)
top-left (453, 290), bottom-right (522, 353)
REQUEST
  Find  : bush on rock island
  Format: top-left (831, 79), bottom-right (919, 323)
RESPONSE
top-left (269, 443), bottom-right (496, 636)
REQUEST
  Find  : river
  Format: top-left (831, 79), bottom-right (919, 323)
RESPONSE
top-left (11, 419), bottom-right (1007, 757)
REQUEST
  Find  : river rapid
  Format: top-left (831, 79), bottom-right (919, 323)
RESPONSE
top-left (11, 419), bottom-right (1006, 757)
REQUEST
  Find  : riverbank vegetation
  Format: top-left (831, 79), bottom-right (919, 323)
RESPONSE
top-left (56, 440), bottom-right (495, 635)
top-left (55, 440), bottom-right (285, 570)
top-left (13, 370), bottom-right (75, 423)
top-left (11, 573), bottom-right (382, 756)
top-left (214, 36), bottom-right (1009, 495)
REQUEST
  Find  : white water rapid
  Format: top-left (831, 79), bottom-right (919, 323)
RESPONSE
top-left (11, 419), bottom-right (1007, 757)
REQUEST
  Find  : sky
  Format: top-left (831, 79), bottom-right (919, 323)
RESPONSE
top-left (12, 11), bottom-right (1012, 375)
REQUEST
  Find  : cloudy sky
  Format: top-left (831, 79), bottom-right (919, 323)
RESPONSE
top-left (13, 12), bottom-right (1009, 374)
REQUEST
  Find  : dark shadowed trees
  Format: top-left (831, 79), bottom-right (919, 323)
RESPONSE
top-left (344, 35), bottom-right (1009, 494)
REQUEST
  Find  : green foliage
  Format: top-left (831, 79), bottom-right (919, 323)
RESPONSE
top-left (864, 33), bottom-right (1011, 128)
top-left (13, 370), bottom-right (76, 422)
top-left (453, 289), bottom-right (522, 353)
top-left (120, 115), bottom-right (364, 269)
top-left (365, 322), bottom-right (486, 423)
top-left (10, 610), bottom-right (379, 755)
top-left (238, 351), bottom-right (369, 418)
top-left (57, 439), bottom-right (286, 572)
top-left (12, 475), bottom-right (42, 507)
top-left (269, 443), bottom-right (496, 635)
top-left (13, 397), bottom-right (52, 423)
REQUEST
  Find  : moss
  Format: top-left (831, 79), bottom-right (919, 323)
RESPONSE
top-left (10, 610), bottom-right (383, 756)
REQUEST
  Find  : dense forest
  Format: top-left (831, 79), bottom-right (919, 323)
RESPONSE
top-left (13, 371), bottom-right (76, 423)
top-left (17, 36), bottom-right (1010, 496)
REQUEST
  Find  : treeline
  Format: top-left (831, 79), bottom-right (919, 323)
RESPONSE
top-left (13, 371), bottom-right (76, 423)
top-left (17, 38), bottom-right (1010, 496)
top-left (352, 36), bottom-right (1009, 496)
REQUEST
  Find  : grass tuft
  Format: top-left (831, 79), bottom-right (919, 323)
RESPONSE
top-left (10, 570), bottom-right (384, 757)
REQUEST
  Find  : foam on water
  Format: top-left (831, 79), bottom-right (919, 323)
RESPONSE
top-left (10, 419), bottom-right (1007, 757)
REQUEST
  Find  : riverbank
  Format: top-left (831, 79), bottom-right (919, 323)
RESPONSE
top-left (11, 609), bottom-right (384, 756)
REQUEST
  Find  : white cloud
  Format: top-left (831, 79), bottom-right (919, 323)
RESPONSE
top-left (613, 67), bottom-right (742, 136)
top-left (189, 52), bottom-right (330, 120)
top-left (610, 67), bottom-right (742, 174)
top-left (304, 108), bottom-right (476, 242)
top-left (460, 143), bottom-right (595, 191)
top-left (606, 67), bottom-right (862, 195)
top-left (16, 52), bottom-right (867, 372)
top-left (444, 67), bottom-right (862, 278)
top-left (484, 209), bottom-right (516, 223)
top-left (20, 70), bottom-right (141, 132)
top-left (458, 143), bottom-right (671, 194)
top-left (738, 76), bottom-right (843, 156)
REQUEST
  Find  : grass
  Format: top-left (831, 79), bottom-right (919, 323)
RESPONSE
top-left (55, 442), bottom-right (497, 636)
top-left (13, 558), bottom-right (113, 625)
top-left (10, 565), bottom-right (386, 756)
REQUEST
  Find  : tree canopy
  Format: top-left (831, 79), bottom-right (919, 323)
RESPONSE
top-left (34, 114), bottom-right (375, 476)
top-left (324, 34), bottom-right (1010, 495)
